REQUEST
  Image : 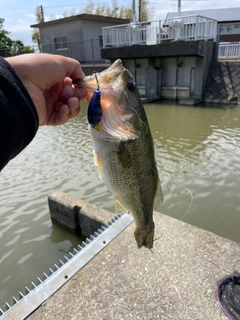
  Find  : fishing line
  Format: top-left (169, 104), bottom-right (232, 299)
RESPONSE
top-left (173, 182), bottom-right (194, 221)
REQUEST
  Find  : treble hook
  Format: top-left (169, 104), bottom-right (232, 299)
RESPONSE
top-left (94, 72), bottom-right (100, 90)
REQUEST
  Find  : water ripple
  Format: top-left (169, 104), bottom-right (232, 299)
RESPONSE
top-left (1, 102), bottom-right (240, 306)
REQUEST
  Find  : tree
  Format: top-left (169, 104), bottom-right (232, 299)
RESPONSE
top-left (32, 5), bottom-right (44, 52)
top-left (139, 0), bottom-right (152, 22)
top-left (82, 0), bottom-right (151, 20)
top-left (0, 18), bottom-right (34, 57)
top-left (9, 40), bottom-right (34, 56)
top-left (0, 18), bottom-right (12, 56)
top-left (84, 0), bottom-right (96, 14)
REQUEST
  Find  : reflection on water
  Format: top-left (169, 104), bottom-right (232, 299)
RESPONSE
top-left (149, 102), bottom-right (240, 250)
top-left (1, 101), bottom-right (240, 306)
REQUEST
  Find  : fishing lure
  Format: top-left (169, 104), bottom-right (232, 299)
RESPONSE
top-left (87, 73), bottom-right (102, 127)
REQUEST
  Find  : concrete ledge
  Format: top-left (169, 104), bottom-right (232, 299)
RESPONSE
top-left (27, 208), bottom-right (240, 320)
top-left (161, 86), bottom-right (190, 99)
top-left (180, 96), bottom-right (202, 105)
top-left (101, 40), bottom-right (215, 60)
top-left (48, 191), bottom-right (114, 238)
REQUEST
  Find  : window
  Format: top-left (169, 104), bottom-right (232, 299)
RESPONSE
top-left (54, 37), bottom-right (68, 50)
top-left (227, 27), bottom-right (232, 32)
top-left (234, 24), bottom-right (240, 28)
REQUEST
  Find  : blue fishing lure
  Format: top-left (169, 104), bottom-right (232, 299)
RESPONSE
top-left (87, 73), bottom-right (102, 127)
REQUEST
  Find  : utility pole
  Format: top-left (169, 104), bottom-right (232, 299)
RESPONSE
top-left (40, 5), bottom-right (44, 22)
top-left (132, 0), bottom-right (136, 23)
top-left (139, 0), bottom-right (142, 22)
top-left (178, 0), bottom-right (181, 16)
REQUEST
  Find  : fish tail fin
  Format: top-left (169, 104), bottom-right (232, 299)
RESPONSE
top-left (134, 221), bottom-right (155, 249)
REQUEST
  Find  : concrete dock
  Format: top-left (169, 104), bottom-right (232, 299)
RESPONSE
top-left (25, 205), bottom-right (240, 320)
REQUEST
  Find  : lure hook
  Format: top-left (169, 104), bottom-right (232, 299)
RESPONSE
top-left (94, 72), bottom-right (100, 91)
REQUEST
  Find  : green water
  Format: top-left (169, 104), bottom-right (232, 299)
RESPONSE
top-left (0, 100), bottom-right (240, 307)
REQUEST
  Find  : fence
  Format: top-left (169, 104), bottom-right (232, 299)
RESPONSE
top-left (102, 15), bottom-right (218, 48)
top-left (0, 39), bottom-right (107, 64)
top-left (218, 42), bottom-right (240, 60)
top-left (3, 35), bottom-right (240, 62)
top-left (41, 38), bottom-right (107, 64)
top-left (0, 48), bottom-right (10, 57)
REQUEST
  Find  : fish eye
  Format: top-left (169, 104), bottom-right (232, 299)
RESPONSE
top-left (127, 81), bottom-right (136, 91)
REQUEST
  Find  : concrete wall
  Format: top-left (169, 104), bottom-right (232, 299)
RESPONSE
top-left (204, 61), bottom-right (240, 104)
top-left (40, 20), bottom-right (83, 58)
top-left (38, 17), bottom-right (129, 63)
top-left (101, 40), bottom-right (216, 100)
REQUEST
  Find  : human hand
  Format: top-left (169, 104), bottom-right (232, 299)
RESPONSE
top-left (6, 53), bottom-right (87, 126)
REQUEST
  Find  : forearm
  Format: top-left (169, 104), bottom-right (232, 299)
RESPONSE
top-left (0, 57), bottom-right (39, 171)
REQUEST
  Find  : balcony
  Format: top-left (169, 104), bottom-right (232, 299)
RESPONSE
top-left (102, 15), bottom-right (218, 48)
top-left (218, 42), bottom-right (240, 60)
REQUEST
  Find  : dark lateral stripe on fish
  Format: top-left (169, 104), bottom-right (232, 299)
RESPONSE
top-left (88, 89), bottom-right (102, 127)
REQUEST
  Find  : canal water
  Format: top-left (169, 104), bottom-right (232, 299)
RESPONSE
top-left (1, 100), bottom-right (240, 307)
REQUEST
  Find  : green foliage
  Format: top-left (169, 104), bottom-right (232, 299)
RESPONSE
top-left (82, 0), bottom-right (152, 20)
top-left (0, 18), bottom-right (13, 54)
top-left (0, 18), bottom-right (35, 57)
top-left (32, 29), bottom-right (41, 52)
top-left (32, 6), bottom-right (44, 52)
top-left (140, 0), bottom-right (152, 21)
top-left (9, 40), bottom-right (34, 56)
top-left (35, 5), bottom-right (44, 23)
top-left (228, 94), bottom-right (238, 101)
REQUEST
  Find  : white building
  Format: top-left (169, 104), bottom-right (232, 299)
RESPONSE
top-left (166, 7), bottom-right (240, 42)
top-left (31, 14), bottom-right (130, 63)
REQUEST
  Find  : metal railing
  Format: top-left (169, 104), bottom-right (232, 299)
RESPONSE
top-left (218, 42), bottom-right (240, 60)
top-left (103, 15), bottom-right (218, 48)
top-left (40, 38), bottom-right (106, 64)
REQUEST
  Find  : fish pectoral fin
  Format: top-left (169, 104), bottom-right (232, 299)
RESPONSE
top-left (93, 151), bottom-right (103, 179)
top-left (101, 103), bottom-right (140, 141)
top-left (115, 197), bottom-right (129, 214)
top-left (93, 151), bottom-right (98, 166)
top-left (153, 177), bottom-right (164, 210)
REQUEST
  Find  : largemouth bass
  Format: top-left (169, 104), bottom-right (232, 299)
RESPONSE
top-left (73, 59), bottom-right (163, 249)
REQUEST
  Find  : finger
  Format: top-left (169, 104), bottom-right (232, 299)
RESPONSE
top-left (67, 97), bottom-right (80, 118)
top-left (48, 98), bottom-right (80, 126)
top-left (63, 77), bottom-right (73, 86)
top-left (61, 56), bottom-right (85, 79)
top-left (59, 85), bottom-right (74, 102)
top-left (73, 87), bottom-right (87, 100)
top-left (59, 81), bottom-right (87, 102)
top-left (48, 104), bottom-right (70, 126)
top-left (64, 77), bottom-right (87, 100)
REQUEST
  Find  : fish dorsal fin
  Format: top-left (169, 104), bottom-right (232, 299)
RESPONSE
top-left (100, 103), bottom-right (140, 141)
top-left (115, 197), bottom-right (129, 214)
top-left (154, 177), bottom-right (164, 210)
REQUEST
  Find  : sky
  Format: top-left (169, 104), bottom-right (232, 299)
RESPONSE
top-left (1, 0), bottom-right (240, 48)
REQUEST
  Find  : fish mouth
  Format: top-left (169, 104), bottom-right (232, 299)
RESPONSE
top-left (72, 59), bottom-right (136, 116)
top-left (72, 59), bottom-right (132, 116)
top-left (72, 59), bottom-right (126, 94)
top-left (73, 59), bottom-right (141, 141)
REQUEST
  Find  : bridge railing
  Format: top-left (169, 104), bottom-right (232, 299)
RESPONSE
top-left (102, 15), bottom-right (217, 48)
top-left (218, 42), bottom-right (240, 60)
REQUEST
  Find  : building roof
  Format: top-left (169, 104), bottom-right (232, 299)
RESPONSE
top-left (31, 13), bottom-right (130, 28)
top-left (166, 7), bottom-right (240, 23)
